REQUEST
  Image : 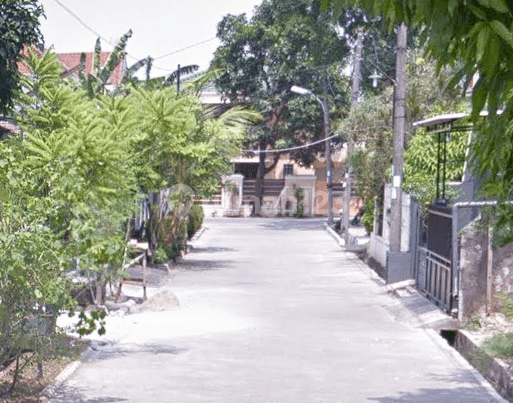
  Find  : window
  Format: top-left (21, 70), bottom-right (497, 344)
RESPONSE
top-left (283, 164), bottom-right (293, 177)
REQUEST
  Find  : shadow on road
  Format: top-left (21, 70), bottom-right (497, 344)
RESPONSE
top-left (86, 343), bottom-right (188, 361)
top-left (190, 247), bottom-right (237, 253)
top-left (49, 386), bottom-right (127, 403)
top-left (368, 385), bottom-right (501, 402)
top-left (259, 218), bottom-right (326, 231)
top-left (177, 259), bottom-right (235, 271)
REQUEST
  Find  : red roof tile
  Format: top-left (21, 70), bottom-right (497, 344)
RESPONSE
top-left (17, 44), bottom-right (44, 75)
top-left (15, 45), bottom-right (126, 88)
top-left (57, 52), bottom-right (125, 86)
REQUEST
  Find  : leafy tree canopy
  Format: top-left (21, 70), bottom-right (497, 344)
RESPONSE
top-left (322, 0), bottom-right (513, 244)
top-left (212, 0), bottom-right (350, 167)
top-left (0, 0), bottom-right (43, 113)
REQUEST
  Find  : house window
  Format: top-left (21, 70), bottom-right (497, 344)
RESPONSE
top-left (283, 164), bottom-right (294, 177)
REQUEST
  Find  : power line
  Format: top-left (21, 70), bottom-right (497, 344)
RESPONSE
top-left (153, 38), bottom-right (217, 61)
top-left (49, 0), bottom-right (213, 73)
top-left (241, 133), bottom-right (340, 153)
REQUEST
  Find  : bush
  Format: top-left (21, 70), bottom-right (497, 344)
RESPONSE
top-left (187, 204), bottom-right (204, 239)
top-left (155, 214), bottom-right (187, 263)
top-left (362, 197), bottom-right (375, 234)
top-left (294, 187), bottom-right (305, 218)
top-left (483, 332), bottom-right (513, 358)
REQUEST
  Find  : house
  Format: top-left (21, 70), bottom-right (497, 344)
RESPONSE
top-left (56, 52), bottom-right (126, 91)
top-left (202, 146), bottom-right (362, 219)
top-left (367, 111), bottom-right (513, 322)
top-left (17, 45), bottom-right (126, 91)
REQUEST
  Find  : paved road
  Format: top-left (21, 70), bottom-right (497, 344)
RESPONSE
top-left (50, 217), bottom-right (505, 402)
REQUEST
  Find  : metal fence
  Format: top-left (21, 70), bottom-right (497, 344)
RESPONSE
top-left (417, 247), bottom-right (452, 311)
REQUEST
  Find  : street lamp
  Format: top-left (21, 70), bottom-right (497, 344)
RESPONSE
top-left (291, 85), bottom-right (334, 225)
top-left (369, 70), bottom-right (383, 88)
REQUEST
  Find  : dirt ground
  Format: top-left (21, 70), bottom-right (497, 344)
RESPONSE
top-left (0, 338), bottom-right (90, 402)
top-left (0, 263), bottom-right (177, 403)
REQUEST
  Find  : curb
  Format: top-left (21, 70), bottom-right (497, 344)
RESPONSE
top-left (325, 224), bottom-right (506, 401)
top-left (42, 229), bottom-right (213, 398)
top-left (42, 345), bottom-right (94, 398)
top-left (455, 330), bottom-right (512, 401)
top-left (325, 224), bottom-right (367, 252)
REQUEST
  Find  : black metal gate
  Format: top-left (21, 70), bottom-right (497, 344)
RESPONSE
top-left (415, 204), bottom-right (454, 312)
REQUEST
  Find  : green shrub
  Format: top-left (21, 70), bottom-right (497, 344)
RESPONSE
top-left (293, 203), bottom-right (304, 218)
top-left (362, 197), bottom-right (375, 234)
top-left (499, 293), bottom-right (513, 321)
top-left (156, 214), bottom-right (187, 263)
top-left (482, 332), bottom-right (513, 358)
top-left (187, 204), bottom-right (204, 239)
top-left (294, 187), bottom-right (305, 218)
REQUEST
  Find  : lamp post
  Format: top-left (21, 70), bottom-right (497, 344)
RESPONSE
top-left (291, 85), bottom-right (333, 225)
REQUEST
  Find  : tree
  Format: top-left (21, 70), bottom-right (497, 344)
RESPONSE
top-left (212, 0), bottom-right (350, 213)
top-left (339, 55), bottom-right (468, 231)
top-left (79, 30), bottom-right (133, 97)
top-left (322, 0), bottom-right (513, 245)
top-left (0, 0), bottom-right (43, 113)
top-left (129, 86), bottom-right (258, 258)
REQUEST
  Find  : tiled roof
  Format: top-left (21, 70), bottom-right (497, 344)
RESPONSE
top-left (57, 52), bottom-right (125, 85)
top-left (15, 46), bottom-right (125, 87)
top-left (17, 44), bottom-right (44, 75)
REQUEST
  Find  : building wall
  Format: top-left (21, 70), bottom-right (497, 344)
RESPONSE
top-left (267, 157), bottom-right (314, 179)
top-left (459, 221), bottom-right (488, 319)
top-left (369, 184), bottom-right (412, 260)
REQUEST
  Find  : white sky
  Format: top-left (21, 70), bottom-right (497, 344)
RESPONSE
top-left (38, 0), bottom-right (262, 77)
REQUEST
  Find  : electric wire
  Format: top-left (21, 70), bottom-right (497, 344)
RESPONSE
top-left (49, 0), bottom-right (344, 75)
top-left (241, 124), bottom-right (393, 154)
top-left (49, 0), bottom-right (213, 73)
top-left (241, 132), bottom-right (341, 153)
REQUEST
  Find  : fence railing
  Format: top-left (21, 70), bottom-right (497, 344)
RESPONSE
top-left (417, 247), bottom-right (452, 311)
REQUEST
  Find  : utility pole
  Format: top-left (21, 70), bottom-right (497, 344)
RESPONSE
top-left (342, 27), bottom-right (364, 242)
top-left (323, 71), bottom-right (333, 225)
top-left (389, 23), bottom-right (408, 252)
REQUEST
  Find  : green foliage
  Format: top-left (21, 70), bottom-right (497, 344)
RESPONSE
top-left (498, 293), bottom-right (513, 321)
top-left (75, 309), bottom-right (107, 337)
top-left (0, 49), bottom-right (138, 374)
top-left (340, 88), bottom-right (394, 226)
top-left (323, 0), bottom-right (513, 240)
top-left (130, 85), bottom-right (253, 256)
top-left (187, 204), bottom-right (204, 239)
top-left (403, 129), bottom-right (468, 206)
top-left (0, 44), bottom-right (255, 394)
top-left (80, 30), bottom-right (133, 97)
top-left (362, 196), bottom-right (375, 234)
top-left (212, 0), bottom-right (350, 169)
top-left (294, 187), bottom-right (305, 218)
top-left (483, 332), bottom-right (513, 359)
top-left (155, 214), bottom-right (187, 263)
top-left (340, 55), bottom-right (469, 227)
top-left (0, 0), bottom-right (43, 113)
top-left (461, 314), bottom-right (482, 331)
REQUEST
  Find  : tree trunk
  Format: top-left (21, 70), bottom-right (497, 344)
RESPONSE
top-left (255, 151), bottom-right (266, 216)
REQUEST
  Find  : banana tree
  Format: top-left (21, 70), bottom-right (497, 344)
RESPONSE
top-left (80, 29), bottom-right (133, 97)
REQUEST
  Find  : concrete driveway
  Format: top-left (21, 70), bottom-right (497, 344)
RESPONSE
top-left (49, 217), bottom-right (505, 402)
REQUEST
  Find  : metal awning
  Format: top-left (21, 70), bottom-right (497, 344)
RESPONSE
top-left (412, 113), bottom-right (471, 204)
top-left (413, 110), bottom-right (503, 134)
top-left (413, 113), bottom-right (467, 134)
top-left (413, 110), bottom-right (503, 204)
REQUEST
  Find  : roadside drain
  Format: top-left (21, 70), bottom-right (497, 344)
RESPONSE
top-left (440, 329), bottom-right (457, 346)
top-left (440, 329), bottom-right (513, 400)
